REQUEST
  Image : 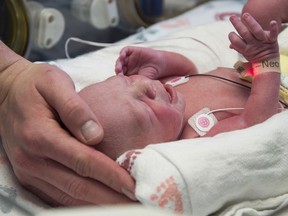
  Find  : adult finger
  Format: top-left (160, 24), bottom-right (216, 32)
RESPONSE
top-left (268, 20), bottom-right (279, 41)
top-left (23, 177), bottom-right (92, 206)
top-left (24, 119), bottom-right (136, 200)
top-left (11, 150), bottom-right (93, 206)
top-left (20, 161), bottom-right (132, 206)
top-left (35, 64), bottom-right (104, 145)
top-left (36, 160), bottom-right (133, 205)
top-left (115, 52), bottom-right (126, 75)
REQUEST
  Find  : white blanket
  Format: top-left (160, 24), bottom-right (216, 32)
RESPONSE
top-left (117, 111), bottom-right (288, 216)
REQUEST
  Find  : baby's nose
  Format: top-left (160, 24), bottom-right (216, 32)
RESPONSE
top-left (131, 77), bottom-right (158, 98)
top-left (139, 80), bottom-right (157, 99)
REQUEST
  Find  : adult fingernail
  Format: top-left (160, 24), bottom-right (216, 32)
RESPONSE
top-left (122, 188), bottom-right (137, 201)
top-left (81, 120), bottom-right (102, 143)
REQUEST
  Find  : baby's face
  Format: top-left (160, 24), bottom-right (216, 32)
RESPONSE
top-left (79, 75), bottom-right (185, 159)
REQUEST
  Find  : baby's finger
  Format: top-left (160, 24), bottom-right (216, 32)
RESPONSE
top-left (115, 57), bottom-right (124, 74)
top-left (268, 20), bottom-right (279, 41)
top-left (241, 13), bottom-right (267, 41)
top-left (230, 15), bottom-right (253, 42)
top-left (116, 48), bottom-right (130, 75)
top-left (228, 32), bottom-right (246, 53)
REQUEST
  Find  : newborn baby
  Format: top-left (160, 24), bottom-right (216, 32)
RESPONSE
top-left (79, 13), bottom-right (281, 160)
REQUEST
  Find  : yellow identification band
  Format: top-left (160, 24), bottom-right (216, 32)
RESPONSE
top-left (252, 57), bottom-right (281, 75)
top-left (234, 57), bottom-right (288, 106)
top-left (234, 57), bottom-right (281, 78)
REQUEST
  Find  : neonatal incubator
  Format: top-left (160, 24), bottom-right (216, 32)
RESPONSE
top-left (1, 0), bottom-right (208, 61)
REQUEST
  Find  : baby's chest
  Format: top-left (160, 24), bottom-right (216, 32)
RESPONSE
top-left (175, 77), bottom-right (250, 138)
top-left (177, 77), bottom-right (249, 113)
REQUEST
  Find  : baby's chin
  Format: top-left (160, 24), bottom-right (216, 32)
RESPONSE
top-left (174, 92), bottom-right (186, 117)
top-left (168, 92), bottom-right (185, 140)
top-left (174, 92), bottom-right (186, 128)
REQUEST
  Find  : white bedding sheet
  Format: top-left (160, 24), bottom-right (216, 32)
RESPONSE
top-left (117, 111), bottom-right (288, 216)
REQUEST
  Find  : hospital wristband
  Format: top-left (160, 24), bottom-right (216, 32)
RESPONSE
top-left (252, 57), bottom-right (281, 76)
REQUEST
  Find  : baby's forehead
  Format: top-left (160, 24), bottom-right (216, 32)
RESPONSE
top-left (105, 75), bottom-right (128, 85)
top-left (86, 75), bottom-right (149, 117)
top-left (85, 76), bottom-right (129, 96)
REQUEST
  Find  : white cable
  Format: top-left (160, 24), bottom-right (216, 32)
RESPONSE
top-left (65, 37), bottom-right (116, 59)
top-left (207, 107), bottom-right (244, 115)
top-left (64, 27), bottom-right (148, 59)
top-left (207, 104), bottom-right (285, 115)
top-left (64, 36), bottom-right (148, 59)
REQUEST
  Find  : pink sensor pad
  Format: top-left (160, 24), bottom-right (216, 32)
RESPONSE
top-left (165, 76), bottom-right (189, 87)
top-left (188, 108), bottom-right (218, 136)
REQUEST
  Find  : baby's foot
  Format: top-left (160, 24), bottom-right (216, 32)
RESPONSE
top-left (115, 46), bottom-right (164, 79)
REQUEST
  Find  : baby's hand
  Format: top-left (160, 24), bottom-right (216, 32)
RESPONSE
top-left (115, 47), bottom-right (131, 75)
top-left (229, 13), bottom-right (279, 62)
top-left (115, 46), bottom-right (160, 79)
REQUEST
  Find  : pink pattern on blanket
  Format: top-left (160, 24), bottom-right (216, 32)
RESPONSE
top-left (118, 150), bottom-right (142, 174)
top-left (215, 12), bottom-right (241, 21)
top-left (150, 176), bottom-right (184, 214)
top-left (159, 18), bottom-right (191, 29)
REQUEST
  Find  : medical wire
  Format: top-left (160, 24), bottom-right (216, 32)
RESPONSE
top-left (185, 73), bottom-right (287, 108)
top-left (64, 33), bottom-right (222, 63)
top-left (207, 107), bottom-right (244, 115)
top-left (64, 36), bottom-right (144, 59)
top-left (65, 37), bottom-right (119, 59)
top-left (185, 73), bottom-right (251, 89)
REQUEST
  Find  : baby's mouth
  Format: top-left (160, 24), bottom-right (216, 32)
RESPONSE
top-left (163, 84), bottom-right (177, 103)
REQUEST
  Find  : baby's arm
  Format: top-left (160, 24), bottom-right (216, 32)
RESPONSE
top-left (115, 46), bottom-right (198, 80)
top-left (206, 13), bottom-right (281, 136)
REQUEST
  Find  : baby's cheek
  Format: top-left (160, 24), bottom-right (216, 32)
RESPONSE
top-left (159, 108), bottom-right (184, 141)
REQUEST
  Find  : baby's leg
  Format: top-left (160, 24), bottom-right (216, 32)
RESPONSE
top-left (115, 46), bottom-right (167, 79)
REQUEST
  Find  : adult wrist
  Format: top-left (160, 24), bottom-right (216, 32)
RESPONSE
top-left (0, 41), bottom-right (30, 106)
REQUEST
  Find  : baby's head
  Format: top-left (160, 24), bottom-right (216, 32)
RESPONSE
top-left (79, 75), bottom-right (185, 160)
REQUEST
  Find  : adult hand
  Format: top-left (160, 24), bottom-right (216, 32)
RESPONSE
top-left (0, 41), bottom-right (135, 206)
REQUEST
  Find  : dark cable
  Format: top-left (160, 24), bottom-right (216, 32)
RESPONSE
top-left (185, 73), bottom-right (251, 89)
top-left (184, 73), bottom-right (287, 108)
